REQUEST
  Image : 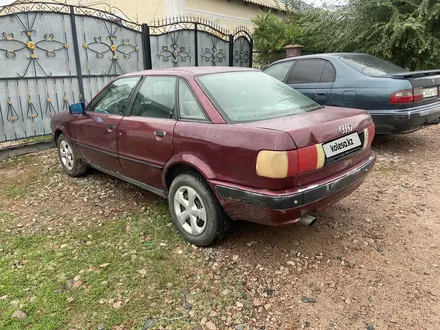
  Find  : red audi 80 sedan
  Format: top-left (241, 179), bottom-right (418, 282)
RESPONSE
top-left (51, 67), bottom-right (376, 246)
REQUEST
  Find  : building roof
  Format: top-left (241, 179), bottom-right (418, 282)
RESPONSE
top-left (242, 0), bottom-right (286, 10)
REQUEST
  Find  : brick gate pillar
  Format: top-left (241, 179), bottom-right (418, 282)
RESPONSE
top-left (284, 44), bottom-right (304, 58)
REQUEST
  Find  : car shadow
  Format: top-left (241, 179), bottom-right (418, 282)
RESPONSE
top-left (84, 167), bottom-right (163, 203)
top-left (220, 203), bottom-right (357, 255)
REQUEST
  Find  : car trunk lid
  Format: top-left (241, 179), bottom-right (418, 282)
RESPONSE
top-left (385, 71), bottom-right (440, 106)
top-left (241, 106), bottom-right (372, 149)
top-left (241, 106), bottom-right (374, 187)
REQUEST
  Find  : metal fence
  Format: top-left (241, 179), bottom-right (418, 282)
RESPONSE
top-left (0, 1), bottom-right (253, 144)
top-left (252, 50), bottom-right (285, 69)
top-left (252, 49), bottom-right (321, 69)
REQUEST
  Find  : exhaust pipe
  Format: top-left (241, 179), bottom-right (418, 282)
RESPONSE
top-left (300, 215), bottom-right (317, 226)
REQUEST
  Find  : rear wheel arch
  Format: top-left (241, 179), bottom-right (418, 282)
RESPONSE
top-left (164, 154), bottom-right (216, 188)
top-left (165, 162), bottom-right (208, 190)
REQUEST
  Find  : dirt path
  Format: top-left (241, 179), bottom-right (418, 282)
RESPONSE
top-left (1, 126), bottom-right (440, 329)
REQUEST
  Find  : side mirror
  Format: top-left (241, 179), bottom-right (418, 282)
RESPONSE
top-left (69, 103), bottom-right (86, 115)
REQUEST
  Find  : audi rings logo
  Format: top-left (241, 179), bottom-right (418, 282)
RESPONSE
top-left (339, 124), bottom-right (352, 135)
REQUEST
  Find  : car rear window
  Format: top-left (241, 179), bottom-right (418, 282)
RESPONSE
top-left (196, 71), bottom-right (321, 123)
top-left (263, 61), bottom-right (293, 81)
top-left (339, 54), bottom-right (406, 77)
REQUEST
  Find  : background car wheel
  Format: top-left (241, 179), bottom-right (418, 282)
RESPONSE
top-left (169, 173), bottom-right (230, 247)
top-left (57, 133), bottom-right (87, 177)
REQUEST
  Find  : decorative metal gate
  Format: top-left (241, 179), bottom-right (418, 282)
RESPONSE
top-left (0, 1), bottom-right (252, 143)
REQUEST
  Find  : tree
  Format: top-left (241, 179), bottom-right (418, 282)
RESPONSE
top-left (251, 11), bottom-right (303, 66)
top-left (254, 0), bottom-right (440, 70)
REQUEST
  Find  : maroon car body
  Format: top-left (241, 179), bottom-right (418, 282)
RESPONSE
top-left (52, 67), bottom-right (376, 245)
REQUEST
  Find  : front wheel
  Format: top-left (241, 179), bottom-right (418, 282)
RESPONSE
top-left (57, 133), bottom-right (87, 177)
top-left (169, 173), bottom-right (230, 247)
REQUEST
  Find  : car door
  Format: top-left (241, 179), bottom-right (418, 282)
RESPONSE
top-left (285, 59), bottom-right (335, 105)
top-left (74, 77), bottom-right (141, 173)
top-left (117, 76), bottom-right (177, 190)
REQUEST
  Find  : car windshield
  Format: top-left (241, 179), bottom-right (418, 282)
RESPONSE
top-left (339, 54), bottom-right (406, 77)
top-left (196, 71), bottom-right (321, 123)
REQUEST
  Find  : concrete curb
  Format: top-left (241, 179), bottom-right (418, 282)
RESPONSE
top-left (0, 141), bottom-right (55, 162)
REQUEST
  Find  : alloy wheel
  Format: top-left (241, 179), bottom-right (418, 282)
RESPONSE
top-left (59, 140), bottom-right (74, 171)
top-left (173, 185), bottom-right (207, 236)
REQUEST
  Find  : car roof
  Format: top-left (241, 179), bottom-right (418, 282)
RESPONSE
top-left (122, 66), bottom-right (258, 78)
top-left (268, 52), bottom-right (370, 65)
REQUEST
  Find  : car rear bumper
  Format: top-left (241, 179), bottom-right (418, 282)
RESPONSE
top-left (370, 102), bottom-right (440, 134)
top-left (211, 154), bottom-right (376, 226)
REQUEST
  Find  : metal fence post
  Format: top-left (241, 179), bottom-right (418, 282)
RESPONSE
top-left (229, 35), bottom-right (233, 67)
top-left (141, 24), bottom-right (152, 70)
top-left (194, 23), bottom-right (199, 67)
top-left (70, 6), bottom-right (85, 102)
top-left (249, 38), bottom-right (253, 68)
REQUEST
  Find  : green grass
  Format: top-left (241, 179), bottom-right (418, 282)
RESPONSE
top-left (1, 155), bottom-right (58, 200)
top-left (1, 154), bottom-right (34, 169)
top-left (0, 211), bottom-right (14, 219)
top-left (6, 186), bottom-right (25, 199)
top-left (18, 135), bottom-right (52, 145)
top-left (0, 152), bottom-right (248, 329)
top-left (0, 205), bottom-right (229, 329)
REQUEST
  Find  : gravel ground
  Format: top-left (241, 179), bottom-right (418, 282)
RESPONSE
top-left (215, 126), bottom-right (440, 329)
top-left (1, 125), bottom-right (440, 329)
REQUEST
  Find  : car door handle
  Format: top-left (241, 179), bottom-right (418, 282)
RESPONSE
top-left (154, 130), bottom-right (166, 137)
top-left (316, 92), bottom-right (328, 96)
top-left (107, 124), bottom-right (115, 129)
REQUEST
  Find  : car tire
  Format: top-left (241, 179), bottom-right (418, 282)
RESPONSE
top-left (169, 173), bottom-right (230, 247)
top-left (57, 133), bottom-right (87, 177)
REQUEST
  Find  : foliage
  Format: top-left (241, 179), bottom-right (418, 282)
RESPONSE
top-left (303, 0), bottom-right (440, 70)
top-left (253, 0), bottom-right (440, 70)
top-left (251, 10), bottom-right (303, 66)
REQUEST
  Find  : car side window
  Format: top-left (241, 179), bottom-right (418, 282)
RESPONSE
top-left (320, 61), bottom-right (336, 82)
top-left (90, 77), bottom-right (140, 115)
top-left (179, 79), bottom-right (207, 121)
top-left (286, 59), bottom-right (328, 84)
top-left (263, 61), bottom-right (294, 81)
top-left (130, 76), bottom-right (176, 119)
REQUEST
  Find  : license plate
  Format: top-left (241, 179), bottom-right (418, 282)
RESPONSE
top-left (322, 133), bottom-right (362, 158)
top-left (423, 87), bottom-right (438, 98)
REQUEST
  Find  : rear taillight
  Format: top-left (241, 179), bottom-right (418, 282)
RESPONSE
top-left (297, 144), bottom-right (325, 174)
top-left (363, 124), bottom-right (375, 150)
top-left (389, 88), bottom-right (424, 104)
top-left (256, 145), bottom-right (325, 178)
top-left (414, 88), bottom-right (424, 102)
top-left (256, 150), bottom-right (292, 179)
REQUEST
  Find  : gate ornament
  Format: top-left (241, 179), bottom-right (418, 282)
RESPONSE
top-left (0, 13), bottom-right (70, 77)
top-left (83, 22), bottom-right (140, 75)
top-left (157, 30), bottom-right (190, 67)
top-left (201, 47), bottom-right (226, 65)
top-left (233, 49), bottom-right (249, 66)
top-left (26, 41), bottom-right (36, 50)
top-left (6, 100), bottom-right (19, 122)
top-left (199, 30), bottom-right (228, 66)
top-left (45, 98), bottom-right (56, 118)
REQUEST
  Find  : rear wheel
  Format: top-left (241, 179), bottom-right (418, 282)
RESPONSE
top-left (57, 133), bottom-right (87, 177)
top-left (169, 173), bottom-right (230, 246)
